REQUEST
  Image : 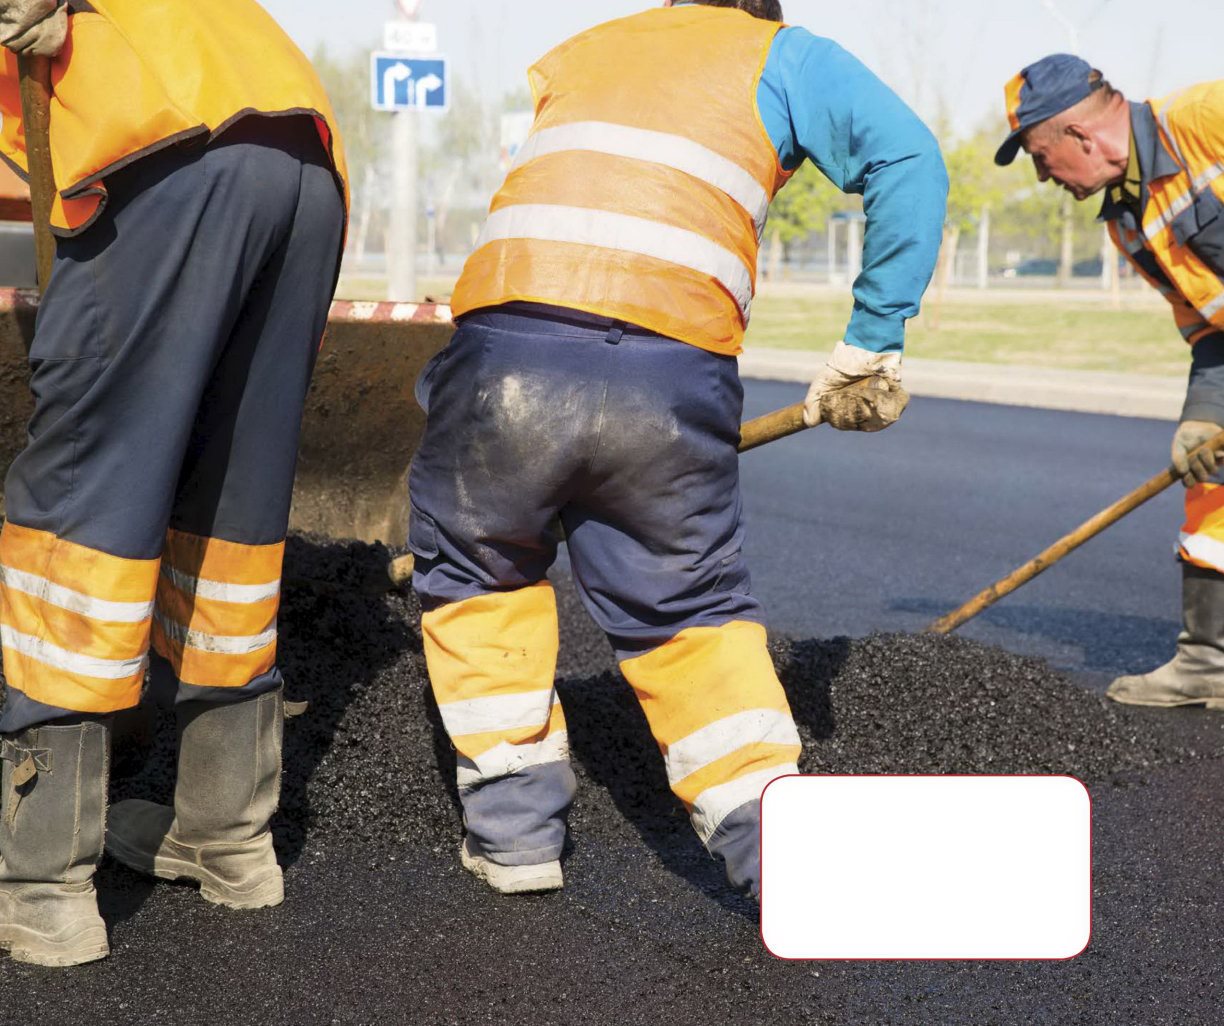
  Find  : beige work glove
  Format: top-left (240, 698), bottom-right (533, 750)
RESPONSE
top-left (1172, 420), bottom-right (1224, 488)
top-left (0, 0), bottom-right (67, 58)
top-left (803, 340), bottom-right (905, 432)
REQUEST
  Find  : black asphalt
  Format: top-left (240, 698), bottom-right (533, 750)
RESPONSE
top-left (2, 386), bottom-right (1222, 1025)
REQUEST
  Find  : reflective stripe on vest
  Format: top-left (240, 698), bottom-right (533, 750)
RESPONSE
top-left (451, 6), bottom-right (787, 355)
top-left (476, 203), bottom-right (755, 319)
top-left (1139, 89), bottom-right (1224, 325)
top-left (511, 120), bottom-right (772, 236)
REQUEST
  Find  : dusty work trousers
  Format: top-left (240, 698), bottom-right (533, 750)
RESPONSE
top-left (0, 115), bottom-right (345, 733)
top-left (409, 306), bottom-right (801, 896)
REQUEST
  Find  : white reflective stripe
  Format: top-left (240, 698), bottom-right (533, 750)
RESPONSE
top-left (690, 763), bottom-right (798, 844)
top-left (1143, 166), bottom-right (1224, 242)
top-left (0, 624), bottom-right (148, 680)
top-left (1200, 292), bottom-right (1224, 320)
top-left (1179, 531), bottom-right (1224, 573)
top-left (1192, 161), bottom-right (1224, 194)
top-left (438, 689), bottom-right (556, 738)
top-left (512, 121), bottom-right (771, 234)
top-left (476, 203), bottom-right (754, 318)
top-left (663, 709), bottom-right (799, 785)
top-left (160, 565), bottom-right (280, 604)
top-left (153, 611), bottom-right (276, 656)
top-left (0, 565), bottom-right (154, 624)
top-left (455, 731), bottom-right (570, 790)
top-left (1145, 190), bottom-right (1196, 241)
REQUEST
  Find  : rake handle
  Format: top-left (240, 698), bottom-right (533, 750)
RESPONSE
top-left (17, 53), bottom-right (55, 297)
top-left (927, 428), bottom-right (1224, 635)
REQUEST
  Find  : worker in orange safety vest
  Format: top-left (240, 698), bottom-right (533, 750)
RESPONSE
top-left (996, 55), bottom-right (1224, 713)
top-left (0, 0), bottom-right (348, 967)
top-left (410, 0), bottom-right (948, 902)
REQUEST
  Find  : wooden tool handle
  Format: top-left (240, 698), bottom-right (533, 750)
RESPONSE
top-left (17, 52), bottom-right (55, 297)
top-left (738, 402), bottom-right (807, 453)
top-left (927, 428), bottom-right (1224, 635)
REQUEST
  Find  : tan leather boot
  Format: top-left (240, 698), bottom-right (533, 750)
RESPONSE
top-left (1107, 565), bottom-right (1224, 710)
top-left (0, 722), bottom-right (110, 967)
top-left (106, 689), bottom-right (284, 909)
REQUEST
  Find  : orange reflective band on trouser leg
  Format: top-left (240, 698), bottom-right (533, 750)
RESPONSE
top-left (619, 620), bottom-right (801, 844)
top-left (0, 522), bottom-right (157, 713)
top-left (150, 529), bottom-right (284, 689)
top-left (421, 583), bottom-right (569, 790)
top-left (1178, 483), bottom-right (1224, 573)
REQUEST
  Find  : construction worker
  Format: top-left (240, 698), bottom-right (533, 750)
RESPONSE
top-left (996, 57), bottom-right (1224, 712)
top-left (410, 0), bottom-right (947, 900)
top-left (0, 0), bottom-right (347, 966)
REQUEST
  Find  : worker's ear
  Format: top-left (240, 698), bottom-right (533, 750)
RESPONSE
top-left (1064, 122), bottom-right (1093, 153)
top-left (662, 0), bottom-right (675, 6)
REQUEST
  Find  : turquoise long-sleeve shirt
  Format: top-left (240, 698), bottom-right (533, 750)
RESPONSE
top-left (754, 24), bottom-right (949, 353)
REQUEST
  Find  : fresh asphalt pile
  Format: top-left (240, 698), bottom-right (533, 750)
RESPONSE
top-left (78, 534), bottom-right (1216, 864)
top-left (3, 535), bottom-right (1222, 1025)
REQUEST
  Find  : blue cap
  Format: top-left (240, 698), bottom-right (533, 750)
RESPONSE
top-left (995, 54), bottom-right (1102, 166)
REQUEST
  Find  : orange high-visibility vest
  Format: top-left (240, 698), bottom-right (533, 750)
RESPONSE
top-left (451, 5), bottom-right (791, 356)
top-left (0, 0), bottom-right (348, 235)
top-left (1108, 82), bottom-right (1224, 346)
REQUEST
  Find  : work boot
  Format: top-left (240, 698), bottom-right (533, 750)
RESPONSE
top-left (460, 836), bottom-right (563, 895)
top-left (106, 689), bottom-right (285, 909)
top-left (1107, 564), bottom-right (1224, 710)
top-left (0, 722), bottom-right (110, 967)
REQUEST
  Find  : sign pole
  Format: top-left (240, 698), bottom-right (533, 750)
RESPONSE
top-left (389, 107), bottom-right (418, 301)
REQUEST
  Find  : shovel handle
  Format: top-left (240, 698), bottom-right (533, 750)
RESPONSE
top-left (927, 428), bottom-right (1224, 635)
top-left (17, 53), bottom-right (55, 296)
top-left (738, 402), bottom-right (807, 453)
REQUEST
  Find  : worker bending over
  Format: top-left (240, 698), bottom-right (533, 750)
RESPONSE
top-left (410, 0), bottom-right (947, 899)
top-left (0, 0), bottom-right (347, 966)
top-left (996, 56), bottom-right (1224, 711)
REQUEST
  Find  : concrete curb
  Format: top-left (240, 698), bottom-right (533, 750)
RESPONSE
top-left (737, 347), bottom-right (1186, 422)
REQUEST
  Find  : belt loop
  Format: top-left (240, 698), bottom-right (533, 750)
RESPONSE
top-left (605, 321), bottom-right (625, 345)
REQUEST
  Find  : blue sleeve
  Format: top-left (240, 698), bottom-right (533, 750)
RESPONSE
top-left (757, 28), bottom-right (949, 354)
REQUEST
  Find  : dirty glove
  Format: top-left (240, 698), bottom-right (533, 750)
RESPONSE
top-left (803, 340), bottom-right (905, 432)
top-left (1172, 420), bottom-right (1224, 487)
top-left (0, 1), bottom-right (67, 58)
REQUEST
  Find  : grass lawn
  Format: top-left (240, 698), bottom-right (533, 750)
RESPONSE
top-left (749, 283), bottom-right (1189, 377)
top-left (336, 273), bottom-right (1190, 378)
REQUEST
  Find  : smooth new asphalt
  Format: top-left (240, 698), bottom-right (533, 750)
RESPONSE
top-left (736, 380), bottom-right (1187, 683)
top-left (2, 384), bottom-right (1221, 1025)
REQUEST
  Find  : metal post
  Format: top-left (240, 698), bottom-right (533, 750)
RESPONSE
top-left (976, 206), bottom-right (990, 289)
top-left (827, 220), bottom-right (837, 283)
top-left (388, 109), bottom-right (418, 301)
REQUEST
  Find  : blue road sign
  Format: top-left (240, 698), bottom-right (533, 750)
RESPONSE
top-left (371, 53), bottom-right (448, 112)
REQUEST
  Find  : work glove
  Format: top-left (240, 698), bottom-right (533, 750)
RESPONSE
top-left (0, 0), bottom-right (67, 58)
top-left (1171, 419), bottom-right (1224, 488)
top-left (803, 340), bottom-right (905, 432)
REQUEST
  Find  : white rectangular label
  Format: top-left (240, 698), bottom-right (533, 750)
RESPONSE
top-left (761, 776), bottom-right (1091, 960)
top-left (384, 21), bottom-right (437, 53)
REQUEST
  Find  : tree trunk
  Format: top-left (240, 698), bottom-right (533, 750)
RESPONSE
top-left (766, 226), bottom-right (784, 282)
top-left (1058, 193), bottom-right (1074, 288)
top-left (930, 224), bottom-right (960, 331)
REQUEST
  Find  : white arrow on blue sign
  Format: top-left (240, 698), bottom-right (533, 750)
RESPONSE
top-left (370, 53), bottom-right (448, 112)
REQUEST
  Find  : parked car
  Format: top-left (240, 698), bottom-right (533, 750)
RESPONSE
top-left (1002, 258), bottom-right (1058, 278)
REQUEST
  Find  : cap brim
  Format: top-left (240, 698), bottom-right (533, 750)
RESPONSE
top-left (994, 129), bottom-right (1025, 166)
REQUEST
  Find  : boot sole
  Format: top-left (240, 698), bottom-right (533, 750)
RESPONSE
top-left (460, 843), bottom-right (563, 895)
top-left (1107, 693), bottom-right (1224, 710)
top-left (0, 922), bottom-right (109, 967)
top-left (106, 835), bottom-right (284, 911)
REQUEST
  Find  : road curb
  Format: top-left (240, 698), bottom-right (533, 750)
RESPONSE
top-left (738, 348), bottom-right (1185, 421)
